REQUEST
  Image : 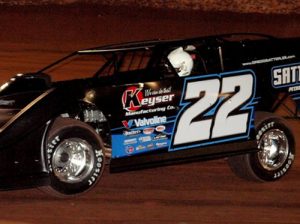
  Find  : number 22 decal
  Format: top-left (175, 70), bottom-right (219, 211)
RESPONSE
top-left (171, 71), bottom-right (255, 150)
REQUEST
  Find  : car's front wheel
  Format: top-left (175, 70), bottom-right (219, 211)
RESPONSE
top-left (42, 117), bottom-right (105, 197)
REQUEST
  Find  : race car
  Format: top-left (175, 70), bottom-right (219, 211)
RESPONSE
top-left (0, 33), bottom-right (298, 196)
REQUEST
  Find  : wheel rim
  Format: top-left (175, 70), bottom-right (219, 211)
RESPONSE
top-left (257, 129), bottom-right (289, 171)
top-left (52, 138), bottom-right (95, 183)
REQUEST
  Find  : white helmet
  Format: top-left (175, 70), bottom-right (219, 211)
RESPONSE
top-left (167, 47), bottom-right (194, 77)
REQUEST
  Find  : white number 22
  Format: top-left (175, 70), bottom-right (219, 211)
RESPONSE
top-left (173, 73), bottom-right (254, 146)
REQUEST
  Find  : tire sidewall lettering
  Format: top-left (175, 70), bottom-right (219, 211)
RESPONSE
top-left (273, 153), bottom-right (295, 179)
top-left (88, 150), bottom-right (104, 186)
top-left (46, 135), bottom-right (61, 173)
top-left (256, 121), bottom-right (274, 143)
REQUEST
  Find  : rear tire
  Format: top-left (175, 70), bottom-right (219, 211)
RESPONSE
top-left (228, 112), bottom-right (295, 181)
top-left (42, 117), bottom-right (105, 197)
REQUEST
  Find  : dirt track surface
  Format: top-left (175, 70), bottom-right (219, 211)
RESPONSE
top-left (0, 5), bottom-right (299, 224)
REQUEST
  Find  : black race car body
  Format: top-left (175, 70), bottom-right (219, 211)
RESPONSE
top-left (0, 34), bottom-right (298, 195)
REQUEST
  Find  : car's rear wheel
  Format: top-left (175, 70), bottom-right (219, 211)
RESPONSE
top-left (41, 117), bottom-right (105, 197)
top-left (227, 112), bottom-right (295, 181)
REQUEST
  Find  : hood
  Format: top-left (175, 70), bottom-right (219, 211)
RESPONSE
top-left (0, 73), bottom-right (52, 127)
top-left (0, 73), bottom-right (51, 97)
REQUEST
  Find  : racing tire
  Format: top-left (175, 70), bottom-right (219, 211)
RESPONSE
top-left (227, 112), bottom-right (295, 182)
top-left (41, 117), bottom-right (105, 197)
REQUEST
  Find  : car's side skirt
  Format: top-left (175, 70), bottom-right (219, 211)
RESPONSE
top-left (110, 140), bottom-right (257, 173)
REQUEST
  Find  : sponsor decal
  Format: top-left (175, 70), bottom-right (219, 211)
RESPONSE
top-left (242, 55), bottom-right (295, 66)
top-left (122, 120), bottom-right (133, 129)
top-left (167, 105), bottom-right (176, 110)
top-left (144, 87), bottom-right (172, 96)
top-left (272, 63), bottom-right (300, 88)
top-left (147, 143), bottom-right (154, 149)
top-left (122, 86), bottom-right (175, 115)
top-left (143, 127), bottom-right (155, 135)
top-left (122, 116), bottom-right (167, 129)
top-left (288, 85), bottom-right (300, 92)
top-left (125, 106), bottom-right (175, 116)
top-left (123, 130), bottom-right (142, 136)
top-left (155, 125), bottom-right (166, 132)
top-left (136, 145), bottom-right (146, 151)
top-left (122, 86), bottom-right (143, 112)
top-left (135, 116), bottom-right (167, 127)
top-left (139, 136), bottom-right (152, 143)
top-left (156, 142), bottom-right (168, 148)
top-left (141, 95), bottom-right (175, 107)
top-left (126, 146), bottom-right (134, 154)
top-left (154, 133), bottom-right (168, 141)
top-left (124, 138), bottom-right (137, 145)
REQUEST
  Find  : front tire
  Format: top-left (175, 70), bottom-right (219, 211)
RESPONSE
top-left (228, 112), bottom-right (295, 181)
top-left (42, 117), bottom-right (105, 197)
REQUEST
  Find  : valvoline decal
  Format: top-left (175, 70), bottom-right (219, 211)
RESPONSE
top-left (122, 116), bottom-right (167, 129)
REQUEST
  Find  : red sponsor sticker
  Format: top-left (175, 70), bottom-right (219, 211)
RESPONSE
top-left (155, 125), bottom-right (166, 132)
top-left (143, 127), bottom-right (155, 135)
top-left (122, 86), bottom-right (143, 112)
top-left (126, 146), bottom-right (134, 154)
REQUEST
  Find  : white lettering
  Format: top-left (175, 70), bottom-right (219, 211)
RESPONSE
top-left (141, 94), bottom-right (175, 107)
top-left (133, 116), bottom-right (167, 127)
top-left (273, 68), bottom-right (282, 86)
top-left (273, 64), bottom-right (300, 87)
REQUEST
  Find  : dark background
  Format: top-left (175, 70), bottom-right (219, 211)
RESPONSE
top-left (1, 0), bottom-right (300, 14)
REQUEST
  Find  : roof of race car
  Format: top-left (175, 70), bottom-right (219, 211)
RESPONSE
top-left (38, 33), bottom-right (275, 73)
top-left (77, 39), bottom-right (161, 53)
top-left (76, 33), bottom-right (275, 54)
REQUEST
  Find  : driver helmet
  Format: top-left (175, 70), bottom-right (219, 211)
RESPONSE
top-left (167, 47), bottom-right (194, 77)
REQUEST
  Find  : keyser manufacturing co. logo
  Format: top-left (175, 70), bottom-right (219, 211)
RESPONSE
top-left (122, 86), bottom-right (175, 112)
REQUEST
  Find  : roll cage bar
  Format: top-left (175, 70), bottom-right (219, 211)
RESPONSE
top-left (37, 33), bottom-right (276, 74)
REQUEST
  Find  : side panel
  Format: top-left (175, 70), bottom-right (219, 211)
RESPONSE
top-left (110, 80), bottom-right (181, 158)
top-left (223, 38), bottom-right (300, 113)
top-left (110, 69), bottom-right (258, 160)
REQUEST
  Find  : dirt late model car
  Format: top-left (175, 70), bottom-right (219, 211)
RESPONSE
top-left (0, 33), bottom-right (298, 196)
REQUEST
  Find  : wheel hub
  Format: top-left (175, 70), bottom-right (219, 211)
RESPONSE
top-left (257, 129), bottom-right (289, 171)
top-left (52, 138), bottom-right (95, 183)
